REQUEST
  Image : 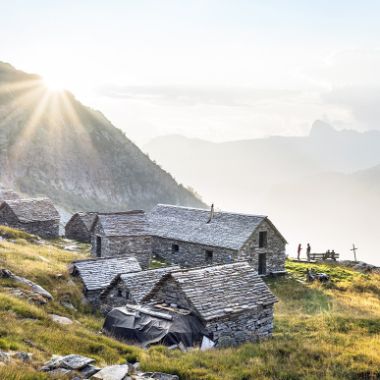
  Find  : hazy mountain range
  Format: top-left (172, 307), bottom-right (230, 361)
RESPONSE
top-left (0, 62), bottom-right (203, 213)
top-left (145, 122), bottom-right (380, 264)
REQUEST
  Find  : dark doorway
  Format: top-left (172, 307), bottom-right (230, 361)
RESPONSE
top-left (96, 236), bottom-right (102, 257)
top-left (258, 253), bottom-right (267, 275)
top-left (205, 250), bottom-right (213, 263)
top-left (259, 231), bottom-right (268, 248)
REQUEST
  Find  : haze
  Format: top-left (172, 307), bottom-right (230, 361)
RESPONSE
top-left (2, 1), bottom-right (380, 143)
top-left (1, 1), bottom-right (380, 263)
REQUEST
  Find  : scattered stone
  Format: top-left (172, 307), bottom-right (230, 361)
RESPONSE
top-left (40, 355), bottom-right (64, 371)
top-left (48, 368), bottom-right (72, 377)
top-left (140, 373), bottom-right (179, 380)
top-left (13, 351), bottom-right (33, 362)
top-left (92, 364), bottom-right (130, 380)
top-left (60, 354), bottom-right (95, 370)
top-left (61, 300), bottom-right (77, 311)
top-left (0, 350), bottom-right (11, 364)
top-left (79, 364), bottom-right (101, 378)
top-left (0, 268), bottom-right (53, 301)
top-left (50, 314), bottom-right (74, 325)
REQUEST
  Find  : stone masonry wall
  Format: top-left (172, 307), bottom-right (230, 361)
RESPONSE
top-left (147, 277), bottom-right (194, 310)
top-left (205, 304), bottom-right (274, 346)
top-left (65, 217), bottom-right (90, 243)
top-left (0, 206), bottom-right (59, 239)
top-left (100, 282), bottom-right (136, 314)
top-left (152, 237), bottom-right (237, 268)
top-left (238, 219), bottom-right (286, 274)
top-left (91, 225), bottom-right (152, 269)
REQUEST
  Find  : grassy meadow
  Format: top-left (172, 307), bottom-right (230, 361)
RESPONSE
top-left (0, 226), bottom-right (379, 379)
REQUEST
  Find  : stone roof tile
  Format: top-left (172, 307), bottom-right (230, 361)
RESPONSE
top-left (145, 262), bottom-right (277, 321)
top-left (0, 198), bottom-right (60, 222)
top-left (71, 256), bottom-right (142, 291)
top-left (148, 204), bottom-right (267, 250)
top-left (101, 265), bottom-right (180, 303)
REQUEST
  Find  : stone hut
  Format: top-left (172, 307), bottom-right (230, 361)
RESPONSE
top-left (91, 211), bottom-right (152, 269)
top-left (65, 212), bottom-right (97, 243)
top-left (0, 198), bottom-right (60, 239)
top-left (143, 262), bottom-right (277, 346)
top-left (148, 204), bottom-right (287, 275)
top-left (70, 256), bottom-right (142, 304)
top-left (100, 265), bottom-right (180, 312)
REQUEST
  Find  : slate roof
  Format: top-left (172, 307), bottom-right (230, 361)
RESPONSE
top-left (148, 204), bottom-right (279, 250)
top-left (144, 262), bottom-right (277, 321)
top-left (0, 198), bottom-right (60, 222)
top-left (101, 265), bottom-right (180, 303)
top-left (94, 211), bottom-right (149, 237)
top-left (71, 256), bottom-right (142, 292)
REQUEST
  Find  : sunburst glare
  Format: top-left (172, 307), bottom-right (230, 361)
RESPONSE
top-left (42, 73), bottom-right (66, 92)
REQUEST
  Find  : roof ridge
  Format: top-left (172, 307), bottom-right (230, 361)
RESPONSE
top-left (97, 210), bottom-right (145, 216)
top-left (120, 265), bottom-right (180, 277)
top-left (72, 255), bottom-right (139, 264)
top-left (155, 204), bottom-right (267, 218)
top-left (170, 261), bottom-right (250, 275)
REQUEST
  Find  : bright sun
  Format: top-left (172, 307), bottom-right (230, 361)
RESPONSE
top-left (43, 74), bottom-right (66, 92)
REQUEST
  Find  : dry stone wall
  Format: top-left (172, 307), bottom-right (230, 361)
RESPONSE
top-left (65, 217), bottom-right (90, 243)
top-left (239, 219), bottom-right (286, 273)
top-left (152, 237), bottom-right (237, 268)
top-left (206, 304), bottom-right (274, 346)
top-left (91, 228), bottom-right (152, 269)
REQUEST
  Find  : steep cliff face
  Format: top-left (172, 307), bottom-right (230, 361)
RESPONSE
top-left (0, 62), bottom-right (204, 211)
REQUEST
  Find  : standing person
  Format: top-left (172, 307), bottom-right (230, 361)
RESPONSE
top-left (297, 243), bottom-right (302, 260)
top-left (306, 243), bottom-right (311, 261)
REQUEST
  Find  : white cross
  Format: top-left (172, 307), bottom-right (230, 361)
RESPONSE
top-left (351, 244), bottom-right (358, 262)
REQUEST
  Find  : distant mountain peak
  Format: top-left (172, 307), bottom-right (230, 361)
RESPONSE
top-left (309, 120), bottom-right (336, 137)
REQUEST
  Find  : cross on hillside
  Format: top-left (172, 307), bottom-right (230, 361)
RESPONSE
top-left (351, 244), bottom-right (358, 262)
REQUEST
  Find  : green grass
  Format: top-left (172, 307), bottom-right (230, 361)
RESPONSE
top-left (1, 228), bottom-right (380, 379)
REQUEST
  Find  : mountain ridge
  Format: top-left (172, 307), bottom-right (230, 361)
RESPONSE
top-left (0, 62), bottom-right (204, 212)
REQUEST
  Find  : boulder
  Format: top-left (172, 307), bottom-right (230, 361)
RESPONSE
top-left (0, 350), bottom-right (11, 364)
top-left (13, 351), bottom-right (33, 362)
top-left (60, 354), bottom-right (95, 370)
top-left (79, 364), bottom-right (101, 378)
top-left (50, 314), bottom-right (74, 325)
top-left (0, 268), bottom-right (53, 300)
top-left (92, 364), bottom-right (130, 380)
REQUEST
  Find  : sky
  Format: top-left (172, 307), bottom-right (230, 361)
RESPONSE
top-left (2, 1), bottom-right (380, 144)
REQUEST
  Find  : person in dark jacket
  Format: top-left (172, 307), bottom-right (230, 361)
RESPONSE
top-left (297, 243), bottom-right (302, 260)
top-left (306, 243), bottom-right (311, 261)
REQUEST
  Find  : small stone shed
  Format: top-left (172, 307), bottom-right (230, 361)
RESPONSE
top-left (148, 204), bottom-right (287, 275)
top-left (91, 211), bottom-right (152, 269)
top-left (143, 261), bottom-right (277, 346)
top-left (100, 265), bottom-right (180, 312)
top-left (70, 256), bottom-right (142, 305)
top-left (65, 212), bottom-right (97, 243)
top-left (0, 198), bottom-right (60, 239)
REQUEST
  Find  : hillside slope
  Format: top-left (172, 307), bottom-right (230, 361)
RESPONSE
top-left (0, 62), bottom-right (204, 212)
top-left (0, 228), bottom-right (379, 379)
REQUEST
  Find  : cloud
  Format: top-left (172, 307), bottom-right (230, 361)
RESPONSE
top-left (96, 84), bottom-right (299, 108)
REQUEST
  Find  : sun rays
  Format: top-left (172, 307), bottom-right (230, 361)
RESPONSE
top-left (0, 70), bottom-right (98, 169)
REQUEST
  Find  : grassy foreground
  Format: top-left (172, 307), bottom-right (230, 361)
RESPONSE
top-left (0, 227), bottom-right (379, 379)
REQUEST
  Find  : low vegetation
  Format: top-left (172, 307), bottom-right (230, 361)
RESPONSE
top-left (0, 228), bottom-right (379, 379)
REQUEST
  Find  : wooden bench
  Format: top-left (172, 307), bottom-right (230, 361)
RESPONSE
top-left (309, 253), bottom-right (340, 261)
